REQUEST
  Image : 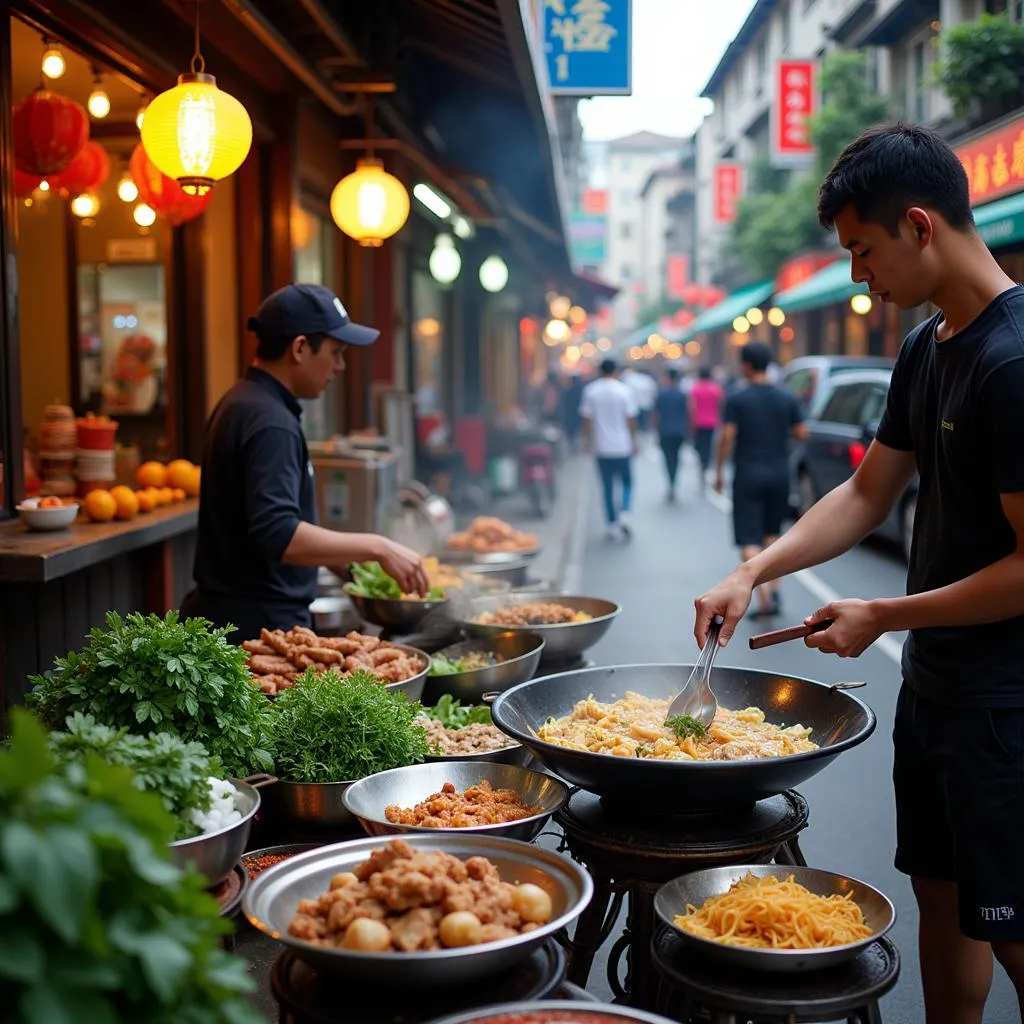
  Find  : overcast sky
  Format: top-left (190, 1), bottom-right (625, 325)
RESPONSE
top-left (577, 0), bottom-right (757, 141)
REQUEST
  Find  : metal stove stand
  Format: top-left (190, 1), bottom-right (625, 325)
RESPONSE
top-left (651, 927), bottom-right (900, 1023)
top-left (555, 789), bottom-right (809, 1010)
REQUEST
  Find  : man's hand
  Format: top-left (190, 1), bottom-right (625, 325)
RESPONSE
top-left (802, 600), bottom-right (884, 658)
top-left (376, 538), bottom-right (430, 596)
top-left (714, 471), bottom-right (725, 494)
top-left (695, 567), bottom-right (755, 647)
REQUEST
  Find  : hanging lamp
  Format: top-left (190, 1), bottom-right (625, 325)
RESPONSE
top-left (140, 1), bottom-right (252, 195)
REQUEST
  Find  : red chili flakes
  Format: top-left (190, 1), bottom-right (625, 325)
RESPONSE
top-left (244, 853), bottom-right (293, 880)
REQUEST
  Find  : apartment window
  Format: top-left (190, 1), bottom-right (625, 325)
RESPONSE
top-left (619, 190), bottom-right (633, 208)
top-left (621, 222), bottom-right (631, 240)
top-left (620, 263), bottom-right (633, 281)
top-left (780, 1), bottom-right (791, 51)
top-left (756, 34), bottom-right (769, 87)
top-left (913, 41), bottom-right (926, 121)
top-left (866, 48), bottom-right (880, 93)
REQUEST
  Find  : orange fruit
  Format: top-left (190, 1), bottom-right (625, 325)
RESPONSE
top-left (109, 485), bottom-right (139, 520)
top-left (180, 464), bottom-right (201, 497)
top-left (158, 487), bottom-right (174, 506)
top-left (166, 459), bottom-right (195, 491)
top-left (136, 489), bottom-right (155, 513)
top-left (136, 461), bottom-right (166, 488)
top-left (84, 489), bottom-right (117, 522)
top-left (171, 487), bottom-right (186, 502)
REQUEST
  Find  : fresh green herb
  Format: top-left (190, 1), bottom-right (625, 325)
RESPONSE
top-left (429, 651), bottom-right (501, 675)
top-left (349, 561), bottom-right (445, 600)
top-left (429, 654), bottom-right (462, 676)
top-left (635, 743), bottom-right (652, 758)
top-left (27, 611), bottom-right (274, 777)
top-left (0, 710), bottom-right (261, 1024)
top-left (665, 714), bottom-right (708, 741)
top-left (48, 713), bottom-right (216, 840)
top-left (419, 694), bottom-right (493, 729)
top-left (270, 668), bottom-right (429, 783)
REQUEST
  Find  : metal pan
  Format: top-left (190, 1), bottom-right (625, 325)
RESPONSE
top-left (654, 863), bottom-right (895, 972)
top-left (422, 633), bottom-right (546, 704)
top-left (444, 546), bottom-right (543, 565)
top-left (344, 585), bottom-right (451, 633)
top-left (490, 664), bottom-right (875, 810)
top-left (459, 593), bottom-right (620, 661)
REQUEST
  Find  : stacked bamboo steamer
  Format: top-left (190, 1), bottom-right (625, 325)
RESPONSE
top-left (38, 404), bottom-right (78, 498)
top-left (75, 413), bottom-right (119, 496)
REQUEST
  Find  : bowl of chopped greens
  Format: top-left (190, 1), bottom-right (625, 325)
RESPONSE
top-left (418, 695), bottom-right (527, 765)
top-left (345, 561), bottom-right (450, 632)
top-left (423, 633), bottom-right (546, 705)
top-left (262, 668), bottom-right (431, 830)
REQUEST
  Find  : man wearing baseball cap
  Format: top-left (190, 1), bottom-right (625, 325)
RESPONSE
top-left (180, 283), bottom-right (428, 641)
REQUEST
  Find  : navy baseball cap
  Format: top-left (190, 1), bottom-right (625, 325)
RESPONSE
top-left (247, 283), bottom-right (380, 347)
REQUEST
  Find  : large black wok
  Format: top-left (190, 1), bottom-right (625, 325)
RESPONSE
top-left (490, 664), bottom-right (876, 810)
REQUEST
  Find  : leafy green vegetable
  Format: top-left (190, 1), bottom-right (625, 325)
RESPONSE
top-left (48, 714), bottom-right (216, 841)
top-left (0, 709), bottom-right (261, 1024)
top-left (349, 561), bottom-right (445, 600)
top-left (270, 668), bottom-right (429, 783)
top-left (419, 694), bottom-right (492, 729)
top-left (665, 714), bottom-right (707, 741)
top-left (27, 611), bottom-right (274, 777)
top-left (428, 654), bottom-right (462, 676)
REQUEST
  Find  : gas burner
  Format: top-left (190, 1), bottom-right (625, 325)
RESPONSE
top-left (210, 863), bottom-right (248, 919)
top-left (271, 941), bottom-right (566, 1024)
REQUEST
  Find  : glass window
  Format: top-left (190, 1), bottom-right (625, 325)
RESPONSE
top-left (819, 382), bottom-right (868, 424)
top-left (412, 271), bottom-right (444, 418)
top-left (781, 367), bottom-right (817, 412)
top-left (620, 263), bottom-right (633, 281)
top-left (621, 222), bottom-right (631, 240)
top-left (859, 383), bottom-right (889, 428)
top-left (780, 1), bottom-right (791, 51)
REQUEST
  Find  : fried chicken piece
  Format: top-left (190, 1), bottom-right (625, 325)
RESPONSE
top-left (242, 639), bottom-right (276, 656)
top-left (290, 644), bottom-right (344, 666)
top-left (389, 907), bottom-right (442, 951)
top-left (318, 636), bottom-right (363, 654)
top-left (370, 647), bottom-right (402, 666)
top-left (288, 626), bottom-right (320, 646)
top-left (248, 653), bottom-right (298, 675)
top-left (353, 839), bottom-right (415, 881)
top-left (347, 631), bottom-right (381, 652)
top-left (261, 628), bottom-right (293, 657)
top-left (289, 652), bottom-right (315, 671)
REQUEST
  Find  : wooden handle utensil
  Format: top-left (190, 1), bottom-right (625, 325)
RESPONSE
top-left (748, 619), bottom-right (834, 650)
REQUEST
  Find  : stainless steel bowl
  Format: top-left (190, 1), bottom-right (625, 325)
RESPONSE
top-left (424, 742), bottom-right (529, 767)
top-left (460, 593), bottom-right (620, 661)
top-left (382, 643), bottom-right (430, 702)
top-left (260, 779), bottom-right (359, 831)
top-left (345, 585), bottom-right (451, 633)
top-left (341, 761), bottom-right (569, 841)
top-left (242, 833), bottom-right (593, 982)
top-left (444, 547), bottom-right (542, 565)
top-left (427, 1001), bottom-right (681, 1024)
top-left (654, 864), bottom-right (896, 973)
top-left (461, 559), bottom-right (531, 587)
top-left (422, 633), bottom-right (546, 705)
top-left (170, 777), bottom-right (265, 885)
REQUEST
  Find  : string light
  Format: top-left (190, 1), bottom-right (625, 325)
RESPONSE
top-left (133, 202), bottom-right (156, 227)
top-left (41, 44), bottom-right (66, 80)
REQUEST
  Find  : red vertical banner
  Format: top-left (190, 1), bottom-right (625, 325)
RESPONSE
top-left (773, 59), bottom-right (817, 163)
top-left (666, 254), bottom-right (690, 298)
top-left (713, 163), bottom-right (743, 223)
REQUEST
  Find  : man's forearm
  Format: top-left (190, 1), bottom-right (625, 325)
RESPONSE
top-left (874, 553), bottom-right (1024, 632)
top-left (741, 478), bottom-right (888, 587)
top-left (715, 434), bottom-right (731, 476)
top-left (281, 521), bottom-right (385, 568)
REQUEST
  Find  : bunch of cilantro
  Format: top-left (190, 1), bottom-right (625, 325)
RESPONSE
top-left (270, 668), bottom-right (429, 783)
top-left (27, 611), bottom-right (273, 777)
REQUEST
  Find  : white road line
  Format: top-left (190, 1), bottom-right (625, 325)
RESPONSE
top-left (702, 491), bottom-right (904, 667)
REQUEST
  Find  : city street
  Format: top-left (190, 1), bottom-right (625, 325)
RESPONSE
top-left (568, 442), bottom-right (1017, 1023)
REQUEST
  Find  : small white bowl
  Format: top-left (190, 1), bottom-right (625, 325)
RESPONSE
top-left (16, 500), bottom-right (80, 531)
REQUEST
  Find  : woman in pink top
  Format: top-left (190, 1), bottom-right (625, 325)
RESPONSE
top-left (689, 367), bottom-right (724, 486)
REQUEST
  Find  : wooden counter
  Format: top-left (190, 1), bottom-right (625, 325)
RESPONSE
top-left (0, 501), bottom-right (199, 729)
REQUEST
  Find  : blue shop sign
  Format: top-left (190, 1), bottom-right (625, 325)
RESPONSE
top-left (543, 0), bottom-right (631, 96)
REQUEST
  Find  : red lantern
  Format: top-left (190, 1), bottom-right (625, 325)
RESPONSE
top-left (13, 89), bottom-right (89, 177)
top-left (129, 143), bottom-right (212, 227)
top-left (672, 308), bottom-right (695, 327)
top-left (703, 286), bottom-right (726, 306)
top-left (50, 141), bottom-right (110, 197)
top-left (14, 169), bottom-right (42, 197)
top-left (681, 283), bottom-right (703, 306)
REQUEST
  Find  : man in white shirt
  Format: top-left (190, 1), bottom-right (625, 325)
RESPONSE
top-left (580, 359), bottom-right (639, 540)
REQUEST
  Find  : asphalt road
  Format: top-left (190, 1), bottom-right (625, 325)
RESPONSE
top-left (570, 442), bottom-right (1016, 1023)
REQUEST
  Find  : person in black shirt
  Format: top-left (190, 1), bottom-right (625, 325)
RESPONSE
top-left (715, 342), bottom-right (806, 618)
top-left (180, 284), bottom-right (427, 642)
top-left (695, 124), bottom-right (1024, 1023)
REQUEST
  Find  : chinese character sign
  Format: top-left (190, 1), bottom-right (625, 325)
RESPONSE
top-left (772, 59), bottom-right (818, 163)
top-left (666, 254), bottom-right (690, 299)
top-left (713, 164), bottom-right (743, 224)
top-left (544, 0), bottom-right (631, 96)
top-left (956, 118), bottom-right (1024, 205)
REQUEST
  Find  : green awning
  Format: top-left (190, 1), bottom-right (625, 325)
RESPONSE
top-left (775, 260), bottom-right (867, 315)
top-left (974, 190), bottom-right (1024, 249)
top-left (686, 279), bottom-right (774, 338)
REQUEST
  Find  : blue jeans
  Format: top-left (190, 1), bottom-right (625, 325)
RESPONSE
top-left (596, 456), bottom-right (632, 524)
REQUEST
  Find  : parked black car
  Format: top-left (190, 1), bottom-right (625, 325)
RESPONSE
top-left (792, 367), bottom-right (917, 561)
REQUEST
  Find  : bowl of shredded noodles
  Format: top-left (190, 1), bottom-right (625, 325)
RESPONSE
top-left (654, 864), bottom-right (895, 972)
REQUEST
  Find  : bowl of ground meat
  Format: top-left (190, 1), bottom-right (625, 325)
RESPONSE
top-left (241, 835), bottom-right (593, 982)
top-left (341, 762), bottom-right (569, 842)
top-left (460, 593), bottom-right (620, 661)
top-left (418, 715), bottom-right (528, 766)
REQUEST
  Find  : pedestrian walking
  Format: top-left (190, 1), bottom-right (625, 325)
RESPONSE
top-left (622, 366), bottom-right (658, 437)
top-left (580, 358), bottom-right (638, 540)
top-left (714, 342), bottom-right (806, 618)
top-left (695, 123), bottom-right (1024, 1024)
top-left (653, 367), bottom-right (689, 501)
top-left (689, 365), bottom-right (724, 487)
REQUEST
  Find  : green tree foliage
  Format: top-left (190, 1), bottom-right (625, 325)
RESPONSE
top-left (725, 51), bottom-right (893, 281)
top-left (934, 15), bottom-right (1024, 119)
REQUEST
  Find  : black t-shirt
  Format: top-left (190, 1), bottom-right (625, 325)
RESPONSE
top-left (876, 285), bottom-right (1024, 708)
top-left (185, 368), bottom-right (318, 632)
top-left (724, 382), bottom-right (803, 479)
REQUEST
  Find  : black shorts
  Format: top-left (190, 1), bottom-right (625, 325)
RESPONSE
top-left (893, 683), bottom-right (1024, 941)
top-left (731, 473), bottom-right (789, 547)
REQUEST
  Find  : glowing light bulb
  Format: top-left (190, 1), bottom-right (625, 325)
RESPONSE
top-left (88, 86), bottom-right (110, 119)
top-left (136, 105), bottom-right (147, 130)
top-left (133, 202), bottom-right (156, 227)
top-left (41, 48), bottom-right (66, 80)
top-left (71, 193), bottom-right (99, 218)
top-left (117, 176), bottom-right (139, 203)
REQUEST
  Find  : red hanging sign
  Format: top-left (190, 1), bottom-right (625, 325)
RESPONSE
top-left (955, 118), bottom-right (1024, 205)
top-left (713, 164), bottom-right (742, 224)
top-left (772, 60), bottom-right (817, 162)
top-left (666, 254), bottom-right (689, 299)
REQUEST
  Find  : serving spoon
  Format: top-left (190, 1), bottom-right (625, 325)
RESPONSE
top-left (666, 618), bottom-right (722, 730)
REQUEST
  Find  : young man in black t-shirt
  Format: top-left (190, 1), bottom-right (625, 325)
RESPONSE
top-left (695, 124), bottom-right (1024, 1023)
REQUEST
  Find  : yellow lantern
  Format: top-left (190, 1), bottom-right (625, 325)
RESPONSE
top-left (141, 72), bottom-right (252, 196)
top-left (330, 158), bottom-right (410, 247)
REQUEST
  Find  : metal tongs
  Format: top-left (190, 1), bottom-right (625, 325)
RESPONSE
top-left (666, 617), bottom-right (722, 730)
